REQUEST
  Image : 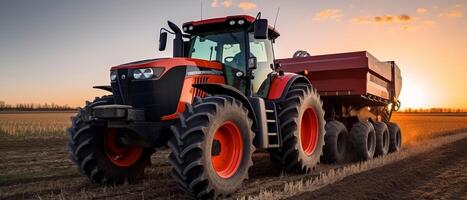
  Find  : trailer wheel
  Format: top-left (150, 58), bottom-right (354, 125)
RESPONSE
top-left (269, 83), bottom-right (325, 173)
top-left (373, 122), bottom-right (390, 157)
top-left (67, 96), bottom-right (153, 185)
top-left (350, 121), bottom-right (376, 161)
top-left (322, 120), bottom-right (348, 163)
top-left (387, 122), bottom-right (402, 152)
top-left (168, 95), bottom-right (254, 199)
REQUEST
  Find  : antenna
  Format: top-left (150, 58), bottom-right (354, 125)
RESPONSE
top-left (273, 7), bottom-right (280, 30)
top-left (200, 0), bottom-right (203, 20)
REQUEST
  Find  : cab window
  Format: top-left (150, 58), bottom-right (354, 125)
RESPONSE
top-left (249, 34), bottom-right (274, 94)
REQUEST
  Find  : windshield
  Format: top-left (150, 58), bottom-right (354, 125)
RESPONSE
top-left (189, 31), bottom-right (247, 93)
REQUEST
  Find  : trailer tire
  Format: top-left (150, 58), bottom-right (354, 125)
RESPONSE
top-left (269, 83), bottom-right (325, 173)
top-left (322, 120), bottom-right (348, 163)
top-left (350, 121), bottom-right (376, 161)
top-left (387, 122), bottom-right (402, 152)
top-left (373, 122), bottom-right (390, 157)
top-left (168, 95), bottom-right (254, 199)
top-left (67, 96), bottom-right (153, 185)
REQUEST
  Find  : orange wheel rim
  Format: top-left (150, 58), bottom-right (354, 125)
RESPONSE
top-left (211, 121), bottom-right (243, 179)
top-left (300, 108), bottom-right (319, 156)
top-left (104, 128), bottom-right (143, 167)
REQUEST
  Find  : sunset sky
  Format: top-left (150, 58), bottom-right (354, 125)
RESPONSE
top-left (0, 0), bottom-right (466, 109)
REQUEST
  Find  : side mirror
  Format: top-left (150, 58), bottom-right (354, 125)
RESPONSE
top-left (159, 31), bottom-right (167, 51)
top-left (254, 19), bottom-right (268, 39)
top-left (248, 57), bottom-right (257, 70)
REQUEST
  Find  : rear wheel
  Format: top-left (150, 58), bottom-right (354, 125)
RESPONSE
top-left (373, 122), bottom-right (390, 157)
top-left (168, 96), bottom-right (254, 199)
top-left (322, 120), bottom-right (349, 163)
top-left (388, 122), bottom-right (402, 152)
top-left (269, 83), bottom-right (325, 173)
top-left (350, 121), bottom-right (376, 161)
top-left (67, 96), bottom-right (153, 185)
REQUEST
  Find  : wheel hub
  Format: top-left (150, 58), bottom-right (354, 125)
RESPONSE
top-left (104, 128), bottom-right (143, 167)
top-left (211, 121), bottom-right (243, 179)
top-left (300, 108), bottom-right (319, 156)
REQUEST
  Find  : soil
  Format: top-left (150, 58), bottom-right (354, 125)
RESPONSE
top-left (1, 134), bottom-right (466, 199)
top-left (289, 137), bottom-right (467, 200)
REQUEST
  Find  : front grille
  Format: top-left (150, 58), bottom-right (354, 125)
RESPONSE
top-left (192, 77), bottom-right (209, 99)
top-left (111, 66), bottom-right (186, 121)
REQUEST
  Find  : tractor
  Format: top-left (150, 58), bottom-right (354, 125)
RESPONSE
top-left (67, 13), bottom-right (402, 199)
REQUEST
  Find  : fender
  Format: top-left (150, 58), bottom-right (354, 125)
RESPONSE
top-left (192, 83), bottom-right (257, 132)
top-left (267, 72), bottom-right (311, 102)
top-left (93, 85), bottom-right (112, 93)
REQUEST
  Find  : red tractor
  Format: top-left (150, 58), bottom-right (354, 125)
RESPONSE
top-left (68, 13), bottom-right (401, 199)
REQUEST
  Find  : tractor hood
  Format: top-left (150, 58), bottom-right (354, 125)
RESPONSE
top-left (109, 57), bottom-right (222, 121)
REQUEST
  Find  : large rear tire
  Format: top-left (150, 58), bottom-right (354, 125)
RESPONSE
top-left (322, 120), bottom-right (348, 163)
top-left (350, 121), bottom-right (376, 161)
top-left (269, 83), bottom-right (325, 173)
top-left (388, 122), bottom-right (402, 152)
top-left (168, 96), bottom-right (254, 199)
top-left (373, 122), bottom-right (390, 157)
top-left (68, 96), bottom-right (153, 185)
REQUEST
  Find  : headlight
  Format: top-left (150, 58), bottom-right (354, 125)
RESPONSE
top-left (238, 19), bottom-right (245, 25)
top-left (133, 69), bottom-right (143, 79)
top-left (142, 68), bottom-right (154, 79)
top-left (229, 20), bottom-right (236, 25)
top-left (110, 71), bottom-right (117, 81)
top-left (132, 67), bottom-right (164, 80)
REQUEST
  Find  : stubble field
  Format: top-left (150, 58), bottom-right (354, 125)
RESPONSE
top-left (1, 112), bottom-right (466, 199)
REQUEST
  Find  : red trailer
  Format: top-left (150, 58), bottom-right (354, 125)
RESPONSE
top-left (277, 51), bottom-right (402, 163)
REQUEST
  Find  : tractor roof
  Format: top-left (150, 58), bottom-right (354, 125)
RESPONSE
top-left (182, 15), bottom-right (280, 39)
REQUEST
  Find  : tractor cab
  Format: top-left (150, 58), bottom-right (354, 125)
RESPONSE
top-left (160, 15), bottom-right (280, 96)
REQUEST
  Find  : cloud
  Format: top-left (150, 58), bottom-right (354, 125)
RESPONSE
top-left (238, 1), bottom-right (256, 11)
top-left (416, 8), bottom-right (428, 14)
top-left (211, 0), bottom-right (232, 8)
top-left (353, 14), bottom-right (412, 24)
top-left (440, 10), bottom-right (463, 18)
top-left (313, 9), bottom-right (343, 21)
top-left (222, 0), bottom-right (232, 8)
top-left (211, 0), bottom-right (218, 8)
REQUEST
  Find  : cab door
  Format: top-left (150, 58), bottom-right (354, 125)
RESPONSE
top-left (248, 33), bottom-right (275, 95)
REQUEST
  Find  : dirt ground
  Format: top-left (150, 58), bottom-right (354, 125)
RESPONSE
top-left (289, 137), bottom-right (467, 200)
top-left (1, 113), bottom-right (467, 199)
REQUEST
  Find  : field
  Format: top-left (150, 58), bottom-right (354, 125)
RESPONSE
top-left (1, 112), bottom-right (467, 199)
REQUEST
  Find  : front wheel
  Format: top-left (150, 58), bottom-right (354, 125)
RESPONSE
top-left (68, 96), bottom-right (153, 185)
top-left (168, 96), bottom-right (254, 199)
top-left (269, 83), bottom-right (325, 173)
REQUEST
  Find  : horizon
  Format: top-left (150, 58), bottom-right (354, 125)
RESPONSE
top-left (1, 0), bottom-right (466, 109)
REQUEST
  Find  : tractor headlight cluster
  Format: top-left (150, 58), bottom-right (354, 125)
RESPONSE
top-left (110, 70), bottom-right (117, 81)
top-left (132, 67), bottom-right (164, 80)
top-left (229, 19), bottom-right (246, 26)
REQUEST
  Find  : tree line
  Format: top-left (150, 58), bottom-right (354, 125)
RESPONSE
top-left (0, 101), bottom-right (77, 111)
top-left (400, 107), bottom-right (466, 113)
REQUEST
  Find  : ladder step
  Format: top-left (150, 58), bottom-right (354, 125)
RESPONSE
top-left (266, 109), bottom-right (274, 113)
top-left (268, 132), bottom-right (278, 136)
top-left (268, 144), bottom-right (280, 148)
top-left (267, 119), bottom-right (276, 123)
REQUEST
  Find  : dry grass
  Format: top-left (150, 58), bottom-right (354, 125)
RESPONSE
top-left (0, 112), bottom-right (74, 138)
top-left (239, 132), bottom-right (467, 200)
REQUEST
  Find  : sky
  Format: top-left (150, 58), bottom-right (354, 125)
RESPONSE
top-left (0, 0), bottom-right (466, 109)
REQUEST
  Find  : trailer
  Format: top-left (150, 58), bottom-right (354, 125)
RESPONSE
top-left (277, 51), bottom-right (402, 163)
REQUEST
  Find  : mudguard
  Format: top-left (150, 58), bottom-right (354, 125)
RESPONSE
top-left (267, 72), bottom-right (311, 101)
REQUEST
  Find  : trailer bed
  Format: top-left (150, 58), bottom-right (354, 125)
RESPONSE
top-left (276, 51), bottom-right (402, 106)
